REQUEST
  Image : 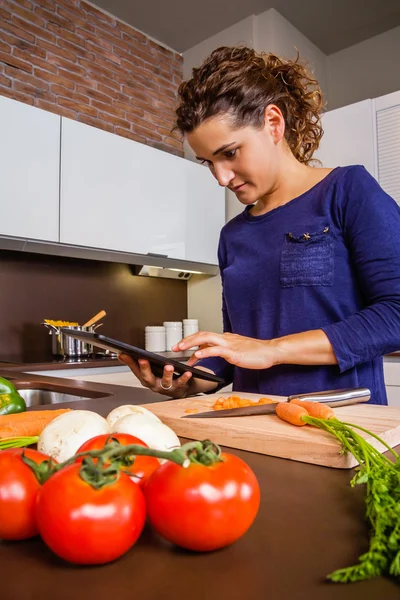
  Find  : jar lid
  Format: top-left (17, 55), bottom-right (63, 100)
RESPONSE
top-left (183, 319), bottom-right (198, 324)
top-left (145, 326), bottom-right (165, 332)
top-left (163, 321), bottom-right (182, 327)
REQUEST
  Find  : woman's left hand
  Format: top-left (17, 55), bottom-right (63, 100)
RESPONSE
top-left (173, 331), bottom-right (277, 370)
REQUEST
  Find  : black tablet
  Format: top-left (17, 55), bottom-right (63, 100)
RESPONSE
top-left (59, 329), bottom-right (225, 384)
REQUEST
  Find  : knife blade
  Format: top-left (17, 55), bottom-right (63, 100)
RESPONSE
top-left (182, 387), bottom-right (371, 419)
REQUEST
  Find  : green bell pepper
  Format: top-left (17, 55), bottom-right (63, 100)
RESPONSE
top-left (0, 376), bottom-right (26, 416)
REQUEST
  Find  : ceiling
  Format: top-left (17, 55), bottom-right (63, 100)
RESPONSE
top-left (90, 0), bottom-right (400, 54)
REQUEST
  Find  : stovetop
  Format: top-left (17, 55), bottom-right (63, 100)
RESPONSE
top-left (0, 351), bottom-right (118, 366)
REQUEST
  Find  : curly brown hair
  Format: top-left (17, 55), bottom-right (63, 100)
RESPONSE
top-left (175, 46), bottom-right (324, 165)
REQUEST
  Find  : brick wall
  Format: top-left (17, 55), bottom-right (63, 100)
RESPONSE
top-left (0, 0), bottom-right (183, 156)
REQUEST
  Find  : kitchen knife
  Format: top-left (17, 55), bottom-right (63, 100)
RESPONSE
top-left (182, 387), bottom-right (371, 418)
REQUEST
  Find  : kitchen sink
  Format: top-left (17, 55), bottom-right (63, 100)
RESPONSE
top-left (14, 382), bottom-right (110, 407)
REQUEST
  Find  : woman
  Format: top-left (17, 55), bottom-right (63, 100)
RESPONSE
top-left (120, 46), bottom-right (400, 404)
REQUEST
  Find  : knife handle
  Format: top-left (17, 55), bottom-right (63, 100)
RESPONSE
top-left (287, 387), bottom-right (371, 407)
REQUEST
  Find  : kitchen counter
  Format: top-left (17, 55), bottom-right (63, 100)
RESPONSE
top-left (0, 369), bottom-right (399, 600)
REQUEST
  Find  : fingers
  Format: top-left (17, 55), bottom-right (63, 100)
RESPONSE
top-left (173, 331), bottom-right (226, 351)
top-left (119, 353), bottom-right (193, 396)
top-left (193, 345), bottom-right (236, 363)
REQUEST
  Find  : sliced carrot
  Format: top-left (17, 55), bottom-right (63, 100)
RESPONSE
top-left (184, 408), bottom-right (199, 414)
top-left (0, 409), bottom-right (72, 439)
top-left (212, 395), bottom-right (276, 410)
top-left (276, 402), bottom-right (309, 426)
top-left (259, 397), bottom-right (275, 404)
top-left (290, 399), bottom-right (335, 420)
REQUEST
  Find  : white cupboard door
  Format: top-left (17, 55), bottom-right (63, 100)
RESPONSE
top-left (60, 118), bottom-right (186, 258)
top-left (184, 160), bottom-right (225, 265)
top-left (0, 96), bottom-right (60, 241)
top-left (314, 99), bottom-right (377, 177)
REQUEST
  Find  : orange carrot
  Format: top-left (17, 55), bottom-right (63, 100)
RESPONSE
top-left (0, 409), bottom-right (71, 439)
top-left (275, 402), bottom-right (309, 426)
top-left (212, 396), bottom-right (275, 410)
top-left (289, 399), bottom-right (336, 420)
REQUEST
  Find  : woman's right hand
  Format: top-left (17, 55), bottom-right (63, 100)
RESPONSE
top-left (118, 354), bottom-right (194, 398)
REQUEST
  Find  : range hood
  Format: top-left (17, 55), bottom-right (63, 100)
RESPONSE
top-left (0, 235), bottom-right (219, 277)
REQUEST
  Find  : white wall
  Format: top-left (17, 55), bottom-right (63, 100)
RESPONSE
top-left (254, 9), bottom-right (327, 94)
top-left (327, 26), bottom-right (400, 110)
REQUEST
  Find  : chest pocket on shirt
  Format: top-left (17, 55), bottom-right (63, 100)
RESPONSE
top-left (280, 225), bottom-right (334, 287)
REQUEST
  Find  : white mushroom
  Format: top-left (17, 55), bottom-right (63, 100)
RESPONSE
top-left (106, 404), bottom-right (161, 428)
top-left (111, 413), bottom-right (180, 458)
top-left (38, 410), bottom-right (111, 463)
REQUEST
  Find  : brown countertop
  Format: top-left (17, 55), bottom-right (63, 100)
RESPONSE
top-left (0, 369), bottom-right (399, 599)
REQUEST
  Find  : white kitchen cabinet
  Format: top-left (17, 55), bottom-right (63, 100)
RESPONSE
top-left (314, 99), bottom-right (377, 176)
top-left (0, 96), bottom-right (60, 241)
top-left (60, 118), bottom-right (187, 258)
top-left (375, 90), bottom-right (400, 205)
top-left (383, 357), bottom-right (400, 407)
top-left (184, 160), bottom-right (225, 265)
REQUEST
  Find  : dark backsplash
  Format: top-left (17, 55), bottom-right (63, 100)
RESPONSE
top-left (0, 250), bottom-right (187, 361)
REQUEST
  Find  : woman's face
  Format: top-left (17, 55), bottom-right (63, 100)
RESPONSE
top-left (186, 108), bottom-right (285, 205)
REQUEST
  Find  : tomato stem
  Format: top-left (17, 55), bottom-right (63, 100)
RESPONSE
top-left (22, 439), bottom-right (223, 489)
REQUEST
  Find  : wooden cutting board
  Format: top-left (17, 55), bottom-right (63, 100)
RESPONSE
top-left (140, 391), bottom-right (400, 469)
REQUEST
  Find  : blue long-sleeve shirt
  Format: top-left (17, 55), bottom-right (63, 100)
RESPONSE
top-left (197, 166), bottom-right (400, 404)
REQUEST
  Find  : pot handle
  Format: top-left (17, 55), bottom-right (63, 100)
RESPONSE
top-left (42, 322), bottom-right (60, 334)
top-left (93, 323), bottom-right (103, 331)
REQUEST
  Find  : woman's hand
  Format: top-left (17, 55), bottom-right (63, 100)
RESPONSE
top-left (173, 331), bottom-right (276, 370)
top-left (118, 354), bottom-right (193, 398)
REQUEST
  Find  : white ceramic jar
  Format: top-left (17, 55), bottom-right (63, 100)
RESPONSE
top-left (163, 321), bottom-right (183, 351)
top-left (145, 326), bottom-right (166, 352)
top-left (183, 318), bottom-right (199, 337)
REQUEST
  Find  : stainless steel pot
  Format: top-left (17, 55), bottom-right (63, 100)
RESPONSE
top-left (42, 324), bottom-right (103, 357)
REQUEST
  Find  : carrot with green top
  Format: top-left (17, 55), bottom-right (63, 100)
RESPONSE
top-left (0, 409), bottom-right (71, 440)
top-left (275, 402), bottom-right (309, 426)
top-left (289, 399), bottom-right (336, 420)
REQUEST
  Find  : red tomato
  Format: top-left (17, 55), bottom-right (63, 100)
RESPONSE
top-left (144, 453), bottom-right (260, 552)
top-left (76, 433), bottom-right (160, 488)
top-left (36, 463), bottom-right (146, 564)
top-left (0, 448), bottom-right (51, 540)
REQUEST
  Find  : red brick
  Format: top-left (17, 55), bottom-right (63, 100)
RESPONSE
top-left (112, 99), bottom-right (145, 118)
top-left (78, 29), bottom-right (112, 52)
top-left (52, 84), bottom-right (89, 104)
top-left (85, 41), bottom-right (121, 65)
top-left (84, 3), bottom-right (115, 25)
top-left (76, 85), bottom-right (110, 104)
top-left (0, 7), bottom-right (12, 20)
top-left (91, 55), bottom-right (122, 76)
top-left (93, 74), bottom-right (121, 91)
top-left (5, 64), bottom-right (50, 89)
top-left (0, 20), bottom-right (36, 44)
top-left (35, 7), bottom-right (75, 32)
top-left (13, 80), bottom-right (55, 102)
top-left (37, 39), bottom-right (75, 61)
top-left (33, 0), bottom-right (55, 11)
top-left (78, 57), bottom-right (118, 83)
top-left (58, 96), bottom-right (97, 117)
top-left (0, 41), bottom-right (11, 53)
top-left (34, 68), bottom-right (75, 89)
top-left (46, 54), bottom-right (86, 76)
top-left (56, 28), bottom-right (86, 47)
top-left (36, 98), bottom-right (76, 118)
top-left (78, 113), bottom-right (113, 133)
top-left (56, 7), bottom-right (87, 29)
top-left (58, 68), bottom-right (94, 87)
top-left (19, 51), bottom-right (58, 74)
top-left (4, 2), bottom-right (45, 28)
top-left (115, 127), bottom-right (146, 144)
top-left (0, 50), bottom-right (33, 73)
top-left (130, 122), bottom-right (162, 141)
top-left (91, 22), bottom-right (121, 40)
top-left (56, 0), bottom-right (86, 17)
top-left (0, 73), bottom-right (12, 87)
top-left (92, 99), bottom-right (125, 118)
top-left (97, 83), bottom-right (125, 99)
top-left (0, 85), bottom-right (34, 104)
top-left (98, 111), bottom-right (131, 129)
top-left (58, 39), bottom-right (95, 61)
top-left (117, 21), bottom-right (147, 43)
top-left (11, 16), bottom-right (56, 43)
